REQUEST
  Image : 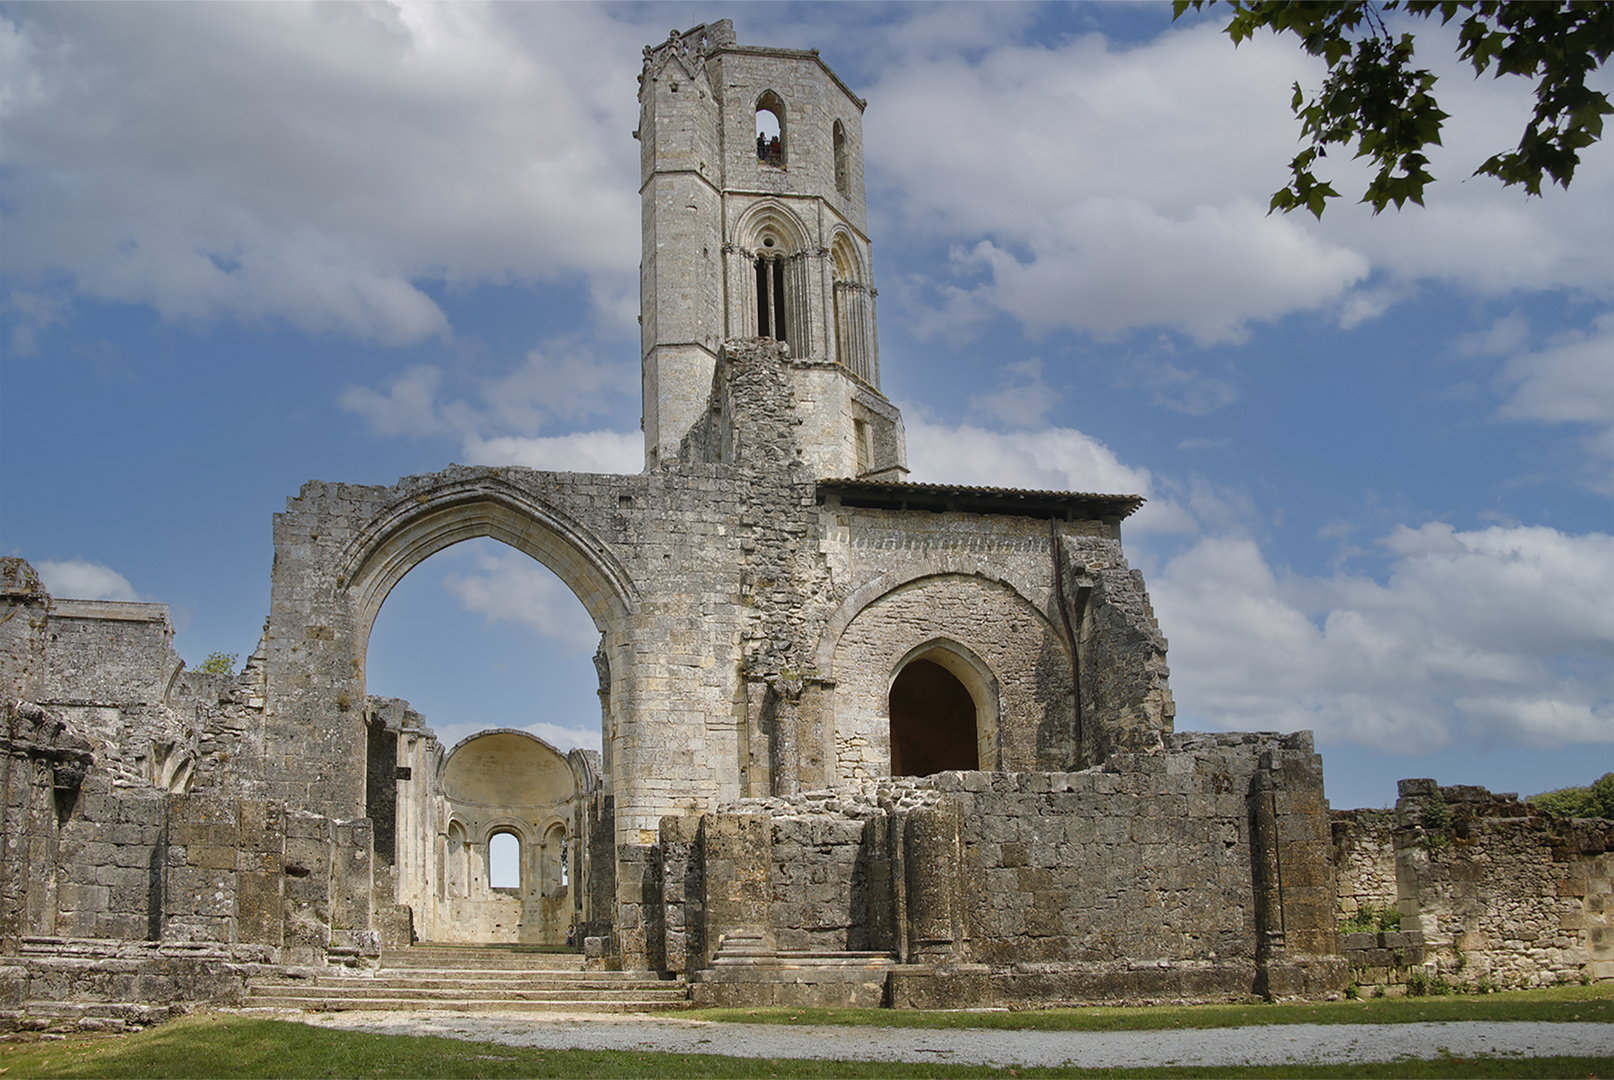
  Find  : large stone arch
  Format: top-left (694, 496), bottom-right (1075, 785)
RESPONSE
top-left (822, 572), bottom-right (1075, 778)
top-left (339, 476), bottom-right (639, 641)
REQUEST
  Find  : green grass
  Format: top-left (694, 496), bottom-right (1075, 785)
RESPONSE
top-left (688, 980), bottom-right (1614, 1031)
top-left (2, 986), bottom-right (1609, 1079)
top-left (1, 1014), bottom-right (1608, 1079)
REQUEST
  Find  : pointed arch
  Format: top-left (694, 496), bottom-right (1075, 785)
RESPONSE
top-left (338, 477), bottom-right (638, 642)
top-left (731, 200), bottom-right (813, 359)
top-left (831, 230), bottom-right (875, 383)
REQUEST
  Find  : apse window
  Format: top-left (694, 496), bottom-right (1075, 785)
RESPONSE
top-left (488, 832), bottom-right (521, 891)
top-left (756, 92), bottom-right (785, 166)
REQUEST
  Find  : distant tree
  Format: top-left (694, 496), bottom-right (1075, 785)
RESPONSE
top-left (1174, 1), bottom-right (1613, 216)
top-left (197, 651), bottom-right (238, 676)
top-left (1528, 772), bottom-right (1614, 818)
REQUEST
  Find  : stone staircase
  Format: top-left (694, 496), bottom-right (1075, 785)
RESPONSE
top-left (244, 944), bottom-right (691, 1013)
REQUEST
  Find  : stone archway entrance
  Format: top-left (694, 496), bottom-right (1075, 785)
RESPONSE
top-left (889, 658), bottom-right (979, 776)
top-left (292, 475), bottom-right (641, 947)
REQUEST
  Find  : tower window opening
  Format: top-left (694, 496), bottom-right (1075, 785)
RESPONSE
top-left (833, 120), bottom-right (849, 195)
top-left (756, 92), bottom-right (785, 166)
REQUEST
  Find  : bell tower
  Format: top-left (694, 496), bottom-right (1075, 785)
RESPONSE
top-left (637, 21), bottom-right (906, 480)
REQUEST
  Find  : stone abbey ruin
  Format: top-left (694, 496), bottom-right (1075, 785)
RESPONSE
top-left (2, 22), bottom-right (1609, 1024)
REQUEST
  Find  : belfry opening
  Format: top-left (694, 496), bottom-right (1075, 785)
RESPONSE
top-left (889, 657), bottom-right (980, 776)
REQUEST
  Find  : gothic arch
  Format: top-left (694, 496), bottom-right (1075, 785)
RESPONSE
top-left (812, 562), bottom-right (1052, 675)
top-left (889, 637), bottom-right (1001, 775)
top-left (731, 199), bottom-right (812, 258)
top-left (338, 477), bottom-right (639, 644)
top-left (731, 200), bottom-right (814, 358)
top-left (830, 230), bottom-right (874, 382)
top-left (820, 571), bottom-right (1074, 778)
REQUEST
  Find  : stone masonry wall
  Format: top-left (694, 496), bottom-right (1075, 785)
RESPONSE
top-left (1395, 780), bottom-right (1613, 989)
top-left (1332, 808), bottom-right (1399, 921)
top-left (671, 732), bottom-right (1344, 1006)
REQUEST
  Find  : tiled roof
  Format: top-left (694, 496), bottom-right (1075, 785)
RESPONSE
top-left (817, 479), bottom-right (1144, 521)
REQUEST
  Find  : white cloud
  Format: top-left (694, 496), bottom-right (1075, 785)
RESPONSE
top-left (432, 719), bottom-right (602, 758)
top-left (1495, 313), bottom-right (1614, 426)
top-left (339, 344), bottom-right (640, 472)
top-left (7, 5), bottom-right (1605, 357)
top-left (1152, 524), bottom-right (1614, 752)
top-left (902, 415), bottom-right (1197, 536)
top-left (463, 431), bottom-right (642, 474)
top-left (969, 358), bottom-right (1061, 427)
top-left (1, 3), bottom-right (646, 342)
top-left (864, 15), bottom-right (1612, 345)
top-left (35, 559), bottom-right (141, 601)
top-left (441, 548), bottom-right (599, 653)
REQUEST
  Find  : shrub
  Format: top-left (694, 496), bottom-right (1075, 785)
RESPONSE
top-left (1529, 773), bottom-right (1614, 819)
top-left (197, 651), bottom-right (238, 676)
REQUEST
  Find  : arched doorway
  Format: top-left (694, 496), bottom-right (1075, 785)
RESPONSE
top-left (331, 479), bottom-right (638, 946)
top-left (889, 657), bottom-right (979, 776)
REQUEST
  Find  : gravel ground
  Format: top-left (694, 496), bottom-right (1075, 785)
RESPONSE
top-left (288, 1010), bottom-right (1614, 1069)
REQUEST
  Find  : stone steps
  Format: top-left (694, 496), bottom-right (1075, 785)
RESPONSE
top-left (244, 944), bottom-right (691, 1013)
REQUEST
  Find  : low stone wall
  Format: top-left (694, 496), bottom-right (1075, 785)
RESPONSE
top-left (1339, 930), bottom-right (1425, 993)
top-left (1332, 780), bottom-right (1614, 992)
top-left (0, 939), bottom-right (269, 1031)
top-left (665, 733), bottom-right (1347, 1007)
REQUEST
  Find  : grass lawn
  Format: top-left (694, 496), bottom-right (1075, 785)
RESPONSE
top-left (0, 984), bottom-right (1608, 1079)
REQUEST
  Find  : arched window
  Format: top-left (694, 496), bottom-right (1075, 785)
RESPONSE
top-left (889, 657), bottom-right (980, 776)
top-left (833, 120), bottom-right (849, 195)
top-left (755, 241), bottom-right (789, 344)
top-left (832, 235), bottom-right (874, 384)
top-left (488, 831), bottom-right (521, 891)
top-left (543, 823), bottom-right (568, 895)
top-left (756, 91), bottom-right (785, 167)
top-left (739, 206), bottom-right (812, 360)
top-left (446, 821), bottom-right (470, 898)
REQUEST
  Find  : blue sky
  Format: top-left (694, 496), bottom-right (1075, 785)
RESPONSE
top-left (2, 1), bottom-right (1609, 811)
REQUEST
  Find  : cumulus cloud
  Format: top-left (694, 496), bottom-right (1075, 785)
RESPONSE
top-left (34, 559), bottom-right (141, 601)
top-left (441, 547), bottom-right (599, 653)
top-left (339, 344), bottom-right (642, 474)
top-left (0, 3), bottom-right (645, 342)
top-left (432, 719), bottom-right (602, 758)
top-left (864, 15), bottom-right (1611, 346)
top-left (902, 414), bottom-right (1196, 536)
top-left (462, 431), bottom-right (641, 474)
top-left (7, 4), bottom-right (1604, 358)
top-left (1495, 313), bottom-right (1614, 427)
top-left (1152, 523), bottom-right (1614, 752)
top-left (968, 358), bottom-right (1062, 427)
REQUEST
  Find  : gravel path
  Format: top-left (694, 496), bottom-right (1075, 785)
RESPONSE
top-left (289, 1010), bottom-right (1614, 1069)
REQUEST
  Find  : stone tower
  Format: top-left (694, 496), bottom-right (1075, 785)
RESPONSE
top-left (637, 21), bottom-right (906, 481)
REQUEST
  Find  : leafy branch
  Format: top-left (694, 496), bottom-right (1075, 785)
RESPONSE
top-left (1175, 1), bottom-right (1613, 216)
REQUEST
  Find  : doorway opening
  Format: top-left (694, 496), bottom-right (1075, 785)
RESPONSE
top-left (889, 657), bottom-right (979, 776)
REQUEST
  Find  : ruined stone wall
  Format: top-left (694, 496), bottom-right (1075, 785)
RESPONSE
top-left (1395, 780), bottom-right (1613, 989)
top-left (667, 733), bottom-right (1343, 1006)
top-left (0, 559), bottom-right (49, 703)
top-left (1331, 808), bottom-right (1399, 921)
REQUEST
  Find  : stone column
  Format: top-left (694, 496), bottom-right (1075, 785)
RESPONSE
top-left (699, 812), bottom-right (773, 967)
top-left (903, 805), bottom-right (965, 963)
